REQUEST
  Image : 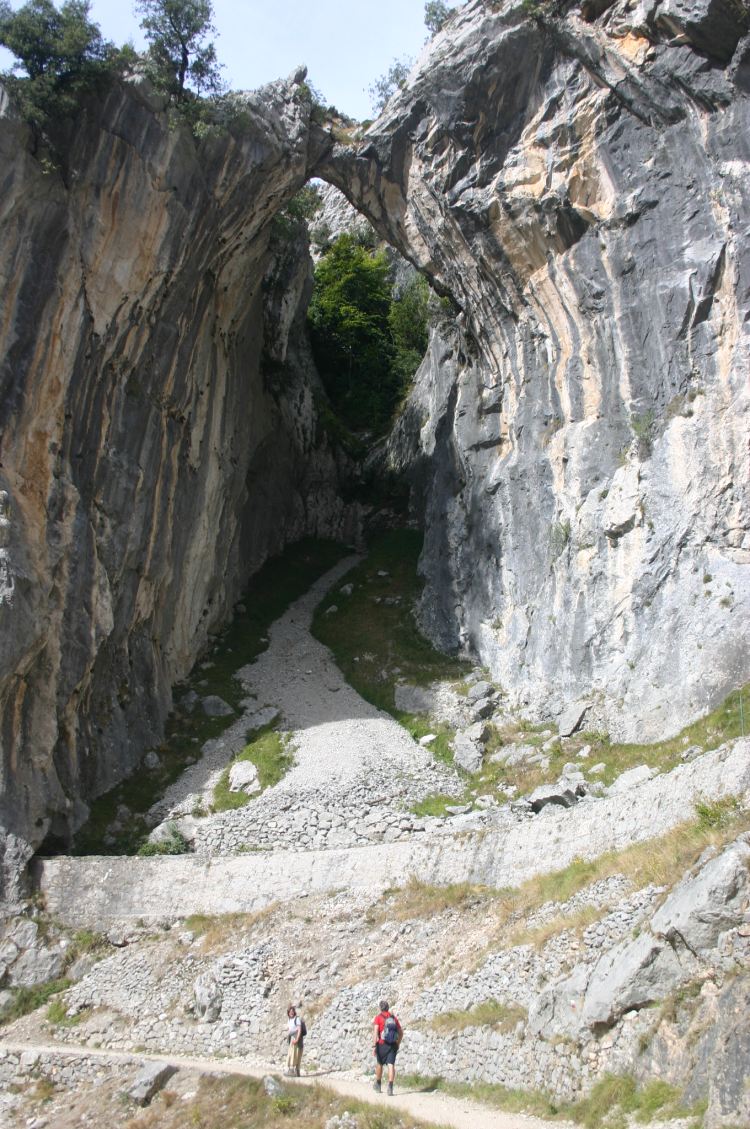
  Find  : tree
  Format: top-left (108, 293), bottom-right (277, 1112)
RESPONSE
top-left (367, 56), bottom-right (412, 115)
top-left (308, 234), bottom-right (396, 433)
top-left (135, 0), bottom-right (222, 99)
top-left (0, 0), bottom-right (108, 126)
top-left (424, 1), bottom-right (454, 35)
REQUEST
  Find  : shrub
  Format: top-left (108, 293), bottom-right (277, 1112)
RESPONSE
top-left (138, 821), bottom-right (190, 856)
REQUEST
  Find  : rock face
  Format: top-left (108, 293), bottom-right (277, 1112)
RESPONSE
top-left (0, 72), bottom-right (354, 893)
top-left (320, 0), bottom-right (750, 741)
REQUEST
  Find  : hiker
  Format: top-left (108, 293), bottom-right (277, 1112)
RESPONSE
top-left (372, 998), bottom-right (402, 1095)
top-left (286, 1004), bottom-right (305, 1076)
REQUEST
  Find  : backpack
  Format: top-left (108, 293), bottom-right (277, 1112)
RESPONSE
top-left (382, 1014), bottom-right (399, 1044)
top-left (299, 1019), bottom-right (307, 1038)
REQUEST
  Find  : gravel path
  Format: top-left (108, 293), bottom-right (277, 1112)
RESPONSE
top-left (152, 556), bottom-right (460, 849)
top-left (0, 1039), bottom-right (573, 1129)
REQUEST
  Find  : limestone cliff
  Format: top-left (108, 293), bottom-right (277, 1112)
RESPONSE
top-left (319, 0), bottom-right (750, 741)
top-left (0, 71), bottom-right (352, 894)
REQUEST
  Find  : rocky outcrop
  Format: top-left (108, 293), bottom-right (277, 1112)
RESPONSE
top-left (0, 71), bottom-right (353, 895)
top-left (320, 0), bottom-right (750, 740)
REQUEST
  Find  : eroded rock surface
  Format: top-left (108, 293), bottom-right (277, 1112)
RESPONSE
top-left (319, 0), bottom-right (750, 741)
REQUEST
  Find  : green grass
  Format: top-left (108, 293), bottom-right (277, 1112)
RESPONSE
top-left (116, 1071), bottom-right (446, 1128)
top-left (212, 727), bottom-right (293, 812)
top-left (74, 538), bottom-right (346, 855)
top-left (312, 529), bottom-right (469, 719)
top-left (428, 999), bottom-right (527, 1034)
top-left (0, 978), bottom-right (71, 1026)
top-left (415, 681), bottom-right (750, 814)
top-left (400, 1071), bottom-right (702, 1128)
top-left (46, 996), bottom-right (84, 1027)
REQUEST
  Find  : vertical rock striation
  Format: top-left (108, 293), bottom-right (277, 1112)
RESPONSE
top-left (319, 0), bottom-right (750, 740)
top-left (0, 72), bottom-right (348, 894)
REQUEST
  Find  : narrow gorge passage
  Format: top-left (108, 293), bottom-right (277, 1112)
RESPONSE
top-left (146, 550), bottom-right (462, 856)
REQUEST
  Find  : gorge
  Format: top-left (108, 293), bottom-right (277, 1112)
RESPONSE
top-left (0, 0), bottom-right (749, 1123)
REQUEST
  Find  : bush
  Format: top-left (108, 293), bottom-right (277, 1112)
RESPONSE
top-left (138, 821), bottom-right (189, 856)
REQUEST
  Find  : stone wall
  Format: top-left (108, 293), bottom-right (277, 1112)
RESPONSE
top-left (36, 739), bottom-right (750, 928)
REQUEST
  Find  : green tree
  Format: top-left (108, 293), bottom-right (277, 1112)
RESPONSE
top-left (367, 55), bottom-right (412, 115)
top-left (0, 0), bottom-right (109, 126)
top-left (135, 0), bottom-right (222, 99)
top-left (308, 234), bottom-right (396, 432)
top-left (424, 1), bottom-right (454, 35)
top-left (389, 273), bottom-right (430, 388)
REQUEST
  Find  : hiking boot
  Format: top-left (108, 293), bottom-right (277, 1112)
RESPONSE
top-left (373, 1080), bottom-right (381, 1093)
top-left (387, 1082), bottom-right (394, 1096)
top-left (295, 1067), bottom-right (300, 1077)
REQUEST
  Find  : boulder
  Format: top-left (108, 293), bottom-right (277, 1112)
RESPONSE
top-left (558, 701), bottom-right (589, 737)
top-left (124, 1061), bottom-right (177, 1106)
top-left (654, 0), bottom-right (749, 62)
top-left (490, 742), bottom-right (538, 767)
top-left (453, 724), bottom-right (488, 773)
top-left (466, 680), bottom-right (494, 703)
top-left (394, 683), bottom-right (436, 715)
top-left (528, 962), bottom-right (590, 1038)
top-left (607, 764), bottom-right (655, 794)
top-left (650, 838), bottom-right (750, 954)
top-left (194, 972), bottom-right (222, 1023)
top-left (143, 751), bottom-right (161, 771)
top-left (581, 933), bottom-right (685, 1029)
top-left (201, 695), bottom-right (234, 717)
top-left (527, 776), bottom-right (587, 813)
top-left (471, 696), bottom-right (495, 720)
top-left (228, 761), bottom-right (261, 795)
top-left (8, 944), bottom-right (66, 988)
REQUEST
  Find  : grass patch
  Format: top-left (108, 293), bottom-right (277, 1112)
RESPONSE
top-left (312, 529), bottom-right (469, 719)
top-left (74, 538), bottom-right (346, 856)
top-left (124, 1071), bottom-right (442, 1128)
top-left (212, 727), bottom-right (293, 812)
top-left (46, 996), bottom-right (84, 1027)
top-left (375, 798), bottom-right (748, 942)
top-left (508, 904), bottom-right (606, 949)
top-left (182, 908), bottom-right (274, 952)
top-left (400, 1071), bottom-right (700, 1128)
top-left (371, 875), bottom-right (503, 924)
top-left (138, 821), bottom-right (191, 856)
top-left (442, 681), bottom-right (750, 809)
top-left (0, 978), bottom-right (71, 1026)
top-left (429, 999), bottom-right (527, 1034)
top-left (411, 793), bottom-right (461, 818)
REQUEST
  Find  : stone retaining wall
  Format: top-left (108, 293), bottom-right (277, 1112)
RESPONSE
top-left (37, 740), bottom-right (750, 928)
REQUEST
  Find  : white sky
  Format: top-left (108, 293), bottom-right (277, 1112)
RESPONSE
top-left (1, 0), bottom-right (441, 120)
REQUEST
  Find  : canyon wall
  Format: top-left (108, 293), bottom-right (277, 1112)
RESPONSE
top-left (0, 71), bottom-right (352, 894)
top-left (320, 0), bottom-right (750, 741)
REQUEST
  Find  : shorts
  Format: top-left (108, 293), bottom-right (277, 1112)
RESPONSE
top-left (376, 1042), bottom-right (398, 1066)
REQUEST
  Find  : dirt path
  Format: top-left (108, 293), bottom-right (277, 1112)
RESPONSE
top-left (0, 1038), bottom-right (572, 1129)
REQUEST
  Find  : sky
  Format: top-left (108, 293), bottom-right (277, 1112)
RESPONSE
top-left (0, 0), bottom-right (440, 121)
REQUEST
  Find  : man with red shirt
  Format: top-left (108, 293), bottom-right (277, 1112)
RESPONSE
top-left (372, 998), bottom-right (403, 1095)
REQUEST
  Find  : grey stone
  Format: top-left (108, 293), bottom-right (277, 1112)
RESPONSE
top-left (263, 1075), bottom-right (285, 1097)
top-left (466, 681), bottom-right (493, 703)
top-left (124, 1061), bottom-right (177, 1106)
top-left (393, 683), bottom-right (436, 715)
top-left (650, 838), bottom-right (750, 954)
top-left (527, 779), bottom-right (587, 813)
top-left (557, 702), bottom-right (589, 738)
top-left (201, 696), bottom-right (235, 718)
top-left (194, 973), bottom-right (222, 1023)
top-left (471, 697), bottom-right (495, 720)
top-left (228, 762), bottom-right (261, 795)
top-left (581, 933), bottom-right (685, 1030)
top-left (607, 765), bottom-right (655, 794)
top-left (453, 730), bottom-right (484, 773)
top-left (8, 945), bottom-right (65, 988)
top-left (143, 751), bottom-right (161, 771)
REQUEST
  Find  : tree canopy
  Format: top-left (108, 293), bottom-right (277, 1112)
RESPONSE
top-left (424, 2), bottom-right (454, 35)
top-left (0, 0), bottom-right (109, 126)
top-left (308, 234), bottom-right (430, 434)
top-left (135, 0), bottom-right (222, 99)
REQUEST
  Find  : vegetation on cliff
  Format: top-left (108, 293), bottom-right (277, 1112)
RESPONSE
top-left (308, 233), bottom-right (431, 433)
